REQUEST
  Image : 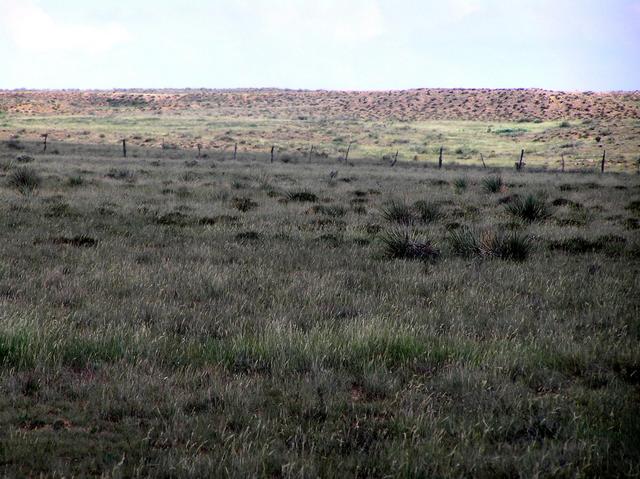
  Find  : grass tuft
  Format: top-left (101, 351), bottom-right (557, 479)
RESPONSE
top-left (8, 167), bottom-right (41, 195)
top-left (380, 228), bottom-right (439, 261)
top-left (506, 194), bottom-right (551, 222)
top-left (482, 175), bottom-right (504, 193)
top-left (380, 199), bottom-right (415, 225)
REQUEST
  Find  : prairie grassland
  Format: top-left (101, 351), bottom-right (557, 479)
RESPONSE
top-left (0, 138), bottom-right (639, 477)
top-left (2, 112), bottom-right (639, 172)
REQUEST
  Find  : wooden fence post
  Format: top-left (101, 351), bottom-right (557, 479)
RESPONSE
top-left (270, 145), bottom-right (275, 163)
top-left (42, 133), bottom-right (48, 153)
top-left (122, 139), bottom-right (127, 158)
top-left (233, 143), bottom-right (238, 161)
top-left (480, 153), bottom-right (486, 168)
top-left (438, 147), bottom-right (443, 169)
top-left (390, 150), bottom-right (399, 167)
top-left (344, 142), bottom-right (353, 163)
top-left (561, 154), bottom-right (565, 173)
top-left (518, 149), bottom-right (525, 170)
top-left (600, 150), bottom-right (606, 173)
top-left (197, 143), bottom-right (202, 158)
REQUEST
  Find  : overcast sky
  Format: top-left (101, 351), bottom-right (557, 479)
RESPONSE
top-left (0, 0), bottom-right (638, 91)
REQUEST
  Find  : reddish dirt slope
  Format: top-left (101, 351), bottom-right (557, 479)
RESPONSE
top-left (0, 88), bottom-right (638, 121)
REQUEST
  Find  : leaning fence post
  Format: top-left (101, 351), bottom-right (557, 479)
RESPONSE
top-left (601, 150), bottom-right (606, 173)
top-left (308, 145), bottom-right (314, 161)
top-left (344, 142), bottom-right (353, 163)
top-left (42, 133), bottom-right (48, 152)
top-left (122, 139), bottom-right (127, 158)
top-left (480, 153), bottom-right (486, 168)
top-left (438, 147), bottom-right (443, 169)
top-left (390, 150), bottom-right (399, 167)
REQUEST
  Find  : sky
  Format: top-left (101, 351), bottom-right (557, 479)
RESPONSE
top-left (0, 0), bottom-right (638, 91)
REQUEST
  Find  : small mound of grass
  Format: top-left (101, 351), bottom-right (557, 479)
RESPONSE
top-left (380, 199), bottom-right (414, 225)
top-left (286, 191), bottom-right (318, 202)
top-left (308, 204), bottom-right (347, 217)
top-left (552, 198), bottom-right (582, 208)
top-left (506, 194), bottom-right (551, 222)
top-left (8, 167), bottom-right (41, 195)
top-left (380, 228), bottom-right (439, 261)
top-left (66, 175), bottom-right (85, 187)
top-left (235, 231), bottom-right (261, 242)
top-left (232, 197), bottom-right (258, 212)
top-left (106, 168), bottom-right (136, 182)
top-left (482, 175), bottom-right (504, 193)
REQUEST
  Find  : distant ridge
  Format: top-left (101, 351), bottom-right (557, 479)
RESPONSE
top-left (1, 88), bottom-right (638, 121)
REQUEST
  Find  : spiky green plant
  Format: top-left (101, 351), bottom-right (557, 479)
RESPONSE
top-left (380, 199), bottom-right (415, 225)
top-left (8, 167), bottom-right (41, 195)
top-left (506, 194), bottom-right (550, 222)
top-left (482, 175), bottom-right (504, 193)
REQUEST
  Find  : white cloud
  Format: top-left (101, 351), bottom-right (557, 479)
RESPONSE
top-left (0, 0), bottom-right (130, 53)
top-left (237, 0), bottom-right (386, 43)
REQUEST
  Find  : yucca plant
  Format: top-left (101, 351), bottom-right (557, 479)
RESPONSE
top-left (506, 194), bottom-right (550, 222)
top-left (413, 200), bottom-right (442, 223)
top-left (8, 167), bottom-right (41, 195)
top-left (453, 177), bottom-right (468, 192)
top-left (448, 226), bottom-right (531, 261)
top-left (448, 226), bottom-right (480, 258)
top-left (380, 199), bottom-right (415, 225)
top-left (482, 175), bottom-right (504, 193)
top-left (380, 228), bottom-right (439, 261)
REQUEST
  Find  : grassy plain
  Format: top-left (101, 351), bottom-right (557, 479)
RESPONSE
top-left (0, 133), bottom-right (639, 476)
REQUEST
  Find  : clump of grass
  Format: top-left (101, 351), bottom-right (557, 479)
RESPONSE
top-left (448, 226), bottom-right (531, 261)
top-left (482, 175), bottom-right (504, 193)
top-left (286, 190), bottom-right (318, 202)
top-left (235, 231), bottom-right (261, 242)
top-left (413, 200), bottom-right (442, 223)
top-left (66, 176), bottom-right (85, 187)
top-left (453, 177), bottom-right (468, 192)
top-left (308, 204), bottom-right (347, 217)
top-left (380, 228), bottom-right (439, 261)
top-left (380, 199), bottom-right (414, 225)
top-left (8, 167), bottom-right (41, 195)
top-left (106, 168), bottom-right (136, 182)
top-left (506, 194), bottom-right (551, 222)
top-left (232, 197), bottom-right (258, 212)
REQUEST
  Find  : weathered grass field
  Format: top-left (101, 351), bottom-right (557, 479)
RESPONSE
top-left (1, 135), bottom-right (639, 477)
top-left (0, 79), bottom-right (640, 478)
